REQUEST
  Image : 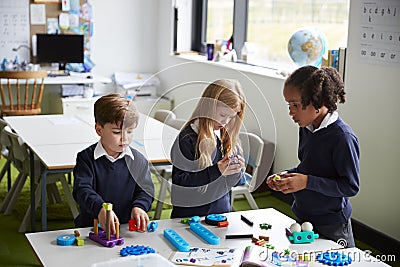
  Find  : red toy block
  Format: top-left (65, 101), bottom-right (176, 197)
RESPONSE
top-left (218, 221), bottom-right (229, 227)
top-left (129, 219), bottom-right (140, 231)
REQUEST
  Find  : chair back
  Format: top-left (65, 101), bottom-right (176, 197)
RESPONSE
top-left (2, 127), bottom-right (30, 173)
top-left (0, 70), bottom-right (48, 116)
top-left (0, 118), bottom-right (12, 159)
top-left (154, 109), bottom-right (176, 124)
top-left (239, 132), bottom-right (264, 192)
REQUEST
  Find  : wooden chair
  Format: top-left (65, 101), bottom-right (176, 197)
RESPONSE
top-left (0, 70), bottom-right (48, 116)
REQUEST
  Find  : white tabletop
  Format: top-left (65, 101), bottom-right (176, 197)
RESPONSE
top-left (44, 73), bottom-right (111, 85)
top-left (4, 113), bottom-right (179, 168)
top-left (25, 208), bottom-right (390, 267)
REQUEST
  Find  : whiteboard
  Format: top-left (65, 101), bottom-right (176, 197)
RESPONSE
top-left (0, 0), bottom-right (30, 63)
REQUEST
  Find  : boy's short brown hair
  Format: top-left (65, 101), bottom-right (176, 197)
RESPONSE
top-left (94, 93), bottom-right (139, 128)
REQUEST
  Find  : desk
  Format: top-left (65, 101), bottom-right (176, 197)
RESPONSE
top-left (4, 113), bottom-right (179, 231)
top-left (0, 72), bottom-right (111, 85)
top-left (25, 208), bottom-right (390, 266)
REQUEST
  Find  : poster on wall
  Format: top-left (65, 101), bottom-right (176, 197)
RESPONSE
top-left (359, 0), bottom-right (400, 66)
top-left (0, 0), bottom-right (30, 63)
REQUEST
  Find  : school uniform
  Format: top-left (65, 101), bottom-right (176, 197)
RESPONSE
top-left (289, 111), bottom-right (360, 247)
top-left (170, 123), bottom-right (243, 218)
top-left (72, 142), bottom-right (154, 227)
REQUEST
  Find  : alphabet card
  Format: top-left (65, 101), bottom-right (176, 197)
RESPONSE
top-left (169, 247), bottom-right (239, 266)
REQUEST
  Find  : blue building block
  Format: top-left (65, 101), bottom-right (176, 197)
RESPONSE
top-left (189, 223), bottom-right (220, 245)
top-left (189, 216), bottom-right (201, 224)
top-left (147, 221), bottom-right (158, 232)
top-left (316, 251), bottom-right (353, 266)
top-left (56, 234), bottom-right (76, 246)
top-left (120, 245), bottom-right (155, 257)
top-left (164, 229), bottom-right (191, 252)
top-left (205, 214), bottom-right (227, 226)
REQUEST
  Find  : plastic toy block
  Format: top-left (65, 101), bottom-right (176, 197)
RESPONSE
top-left (217, 221), bottom-right (229, 227)
top-left (259, 223), bottom-right (272, 230)
top-left (205, 214), bottom-right (227, 226)
top-left (259, 235), bottom-right (269, 241)
top-left (76, 237), bottom-right (84, 246)
top-left (272, 174), bottom-right (281, 182)
top-left (286, 229), bottom-right (319, 244)
top-left (181, 218), bottom-right (190, 224)
top-left (189, 216), bottom-right (201, 224)
top-left (255, 239), bottom-right (266, 246)
top-left (102, 202), bottom-right (113, 210)
top-left (228, 154), bottom-right (239, 166)
top-left (56, 234), bottom-right (76, 246)
top-left (189, 223), bottom-right (220, 245)
top-left (120, 245), bottom-right (156, 257)
top-left (74, 230), bottom-right (80, 237)
top-left (147, 221), bottom-right (158, 232)
top-left (316, 251), bottom-right (352, 266)
top-left (89, 230), bottom-right (124, 247)
top-left (128, 219), bottom-right (140, 231)
top-left (164, 229), bottom-right (190, 252)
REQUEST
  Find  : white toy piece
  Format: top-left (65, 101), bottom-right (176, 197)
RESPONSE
top-left (301, 222), bottom-right (313, 232)
top-left (289, 223), bottom-right (301, 233)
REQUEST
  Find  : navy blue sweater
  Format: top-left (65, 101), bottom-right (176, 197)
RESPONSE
top-left (289, 117), bottom-right (360, 226)
top-left (72, 144), bottom-right (154, 227)
top-left (170, 125), bottom-right (243, 218)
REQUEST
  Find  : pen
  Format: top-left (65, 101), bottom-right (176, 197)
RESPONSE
top-left (241, 215), bottom-right (254, 226)
top-left (225, 234), bottom-right (253, 239)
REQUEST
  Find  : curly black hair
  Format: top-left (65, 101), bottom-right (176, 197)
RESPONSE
top-left (285, 65), bottom-right (346, 113)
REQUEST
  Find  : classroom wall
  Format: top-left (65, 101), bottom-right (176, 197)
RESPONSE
top-left (154, 0), bottom-right (400, 240)
top-left (89, 0), bottom-right (399, 240)
top-left (90, 0), bottom-right (158, 77)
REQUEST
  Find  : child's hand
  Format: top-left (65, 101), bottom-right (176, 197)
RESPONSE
top-left (131, 207), bottom-right (150, 231)
top-left (273, 172), bottom-right (308, 194)
top-left (266, 173), bottom-right (282, 191)
top-left (98, 207), bottom-right (119, 235)
top-left (217, 155), bottom-right (245, 176)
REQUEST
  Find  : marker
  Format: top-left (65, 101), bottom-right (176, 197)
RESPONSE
top-left (241, 215), bottom-right (254, 226)
top-left (225, 234), bottom-right (253, 239)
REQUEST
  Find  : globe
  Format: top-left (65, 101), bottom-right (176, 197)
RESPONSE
top-left (288, 28), bottom-right (326, 67)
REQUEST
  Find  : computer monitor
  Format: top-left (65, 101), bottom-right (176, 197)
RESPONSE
top-left (36, 34), bottom-right (84, 71)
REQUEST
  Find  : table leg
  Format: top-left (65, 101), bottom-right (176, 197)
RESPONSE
top-left (41, 166), bottom-right (47, 231)
top-left (30, 151), bottom-right (36, 232)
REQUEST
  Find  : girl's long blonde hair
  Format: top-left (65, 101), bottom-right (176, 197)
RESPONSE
top-left (187, 79), bottom-right (246, 168)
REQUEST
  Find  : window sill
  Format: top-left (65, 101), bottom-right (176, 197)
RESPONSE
top-left (171, 53), bottom-right (289, 81)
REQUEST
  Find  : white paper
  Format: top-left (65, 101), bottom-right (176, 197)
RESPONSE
top-left (30, 4), bottom-right (46, 25)
top-left (0, 0), bottom-right (30, 62)
top-left (359, 0), bottom-right (400, 65)
top-left (59, 13), bottom-right (69, 29)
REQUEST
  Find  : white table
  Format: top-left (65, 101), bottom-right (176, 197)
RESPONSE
top-left (43, 73), bottom-right (111, 85)
top-left (25, 208), bottom-right (390, 267)
top-left (4, 113), bottom-right (179, 231)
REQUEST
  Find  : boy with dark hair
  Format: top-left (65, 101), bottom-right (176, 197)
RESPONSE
top-left (73, 93), bottom-right (154, 233)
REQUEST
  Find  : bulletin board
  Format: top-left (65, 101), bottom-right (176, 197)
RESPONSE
top-left (0, 0), bottom-right (93, 64)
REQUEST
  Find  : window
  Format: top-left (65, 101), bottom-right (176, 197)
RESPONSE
top-left (206, 0), bottom-right (234, 44)
top-left (188, 0), bottom-right (350, 71)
